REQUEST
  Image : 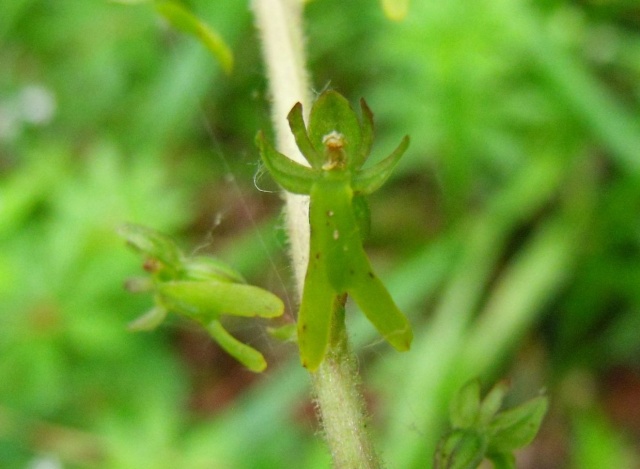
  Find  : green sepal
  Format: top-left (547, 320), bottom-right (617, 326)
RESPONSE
top-left (450, 379), bottom-right (482, 429)
top-left (155, 1), bottom-right (233, 74)
top-left (256, 131), bottom-right (317, 194)
top-left (287, 102), bottom-right (323, 169)
top-left (487, 396), bottom-right (548, 453)
top-left (352, 135), bottom-right (409, 195)
top-left (308, 91), bottom-right (362, 168)
top-left (158, 280), bottom-right (284, 323)
top-left (182, 256), bottom-right (246, 283)
top-left (206, 320), bottom-right (267, 372)
top-left (355, 98), bottom-right (375, 169)
top-left (128, 305), bottom-right (168, 331)
top-left (478, 381), bottom-right (509, 426)
top-left (117, 223), bottom-right (183, 272)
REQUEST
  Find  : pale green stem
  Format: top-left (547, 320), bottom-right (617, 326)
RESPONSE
top-left (251, 1), bottom-right (382, 467)
top-left (251, 0), bottom-right (311, 296)
top-left (311, 297), bottom-right (383, 469)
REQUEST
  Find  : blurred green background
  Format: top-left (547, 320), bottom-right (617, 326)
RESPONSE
top-left (1, 0), bottom-right (640, 467)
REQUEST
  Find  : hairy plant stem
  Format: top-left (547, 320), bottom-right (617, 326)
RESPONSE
top-left (311, 296), bottom-right (382, 469)
top-left (251, 1), bottom-right (382, 467)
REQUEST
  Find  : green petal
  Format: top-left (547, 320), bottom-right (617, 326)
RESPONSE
top-left (287, 102), bottom-right (323, 169)
top-left (450, 379), bottom-right (482, 429)
top-left (308, 91), bottom-right (362, 168)
top-left (206, 320), bottom-right (267, 372)
top-left (256, 131), bottom-right (317, 194)
top-left (158, 280), bottom-right (284, 322)
top-left (354, 98), bottom-right (374, 168)
top-left (352, 135), bottom-right (409, 195)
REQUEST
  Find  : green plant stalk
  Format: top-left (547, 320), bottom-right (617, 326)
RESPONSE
top-left (251, 1), bottom-right (382, 467)
top-left (251, 0), bottom-right (311, 296)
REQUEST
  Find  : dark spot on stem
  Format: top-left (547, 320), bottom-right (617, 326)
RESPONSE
top-left (368, 272), bottom-right (375, 278)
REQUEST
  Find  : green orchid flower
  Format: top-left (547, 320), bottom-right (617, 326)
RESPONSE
top-left (256, 90), bottom-right (412, 370)
top-left (119, 223), bottom-right (284, 372)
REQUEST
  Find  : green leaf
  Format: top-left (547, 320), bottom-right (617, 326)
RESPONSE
top-left (307, 91), bottom-right (362, 168)
top-left (158, 280), bottom-right (284, 323)
top-left (155, 1), bottom-right (233, 74)
top-left (487, 396), bottom-right (548, 453)
top-left (206, 320), bottom-right (267, 372)
top-left (256, 131), bottom-right (317, 194)
top-left (450, 380), bottom-right (482, 429)
top-left (352, 135), bottom-right (409, 195)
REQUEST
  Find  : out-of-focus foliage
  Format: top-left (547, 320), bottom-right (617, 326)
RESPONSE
top-left (1, 0), bottom-right (639, 468)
